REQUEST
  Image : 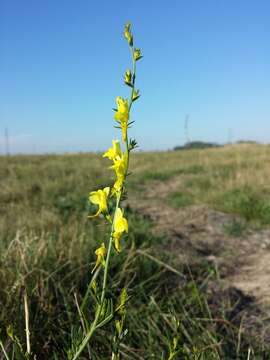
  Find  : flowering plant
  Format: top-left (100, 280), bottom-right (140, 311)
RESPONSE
top-left (69, 22), bottom-right (142, 359)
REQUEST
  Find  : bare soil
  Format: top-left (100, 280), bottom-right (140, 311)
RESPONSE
top-left (128, 177), bottom-right (270, 306)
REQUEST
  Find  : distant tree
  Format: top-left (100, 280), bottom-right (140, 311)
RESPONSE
top-left (236, 140), bottom-right (259, 145)
top-left (174, 141), bottom-right (221, 151)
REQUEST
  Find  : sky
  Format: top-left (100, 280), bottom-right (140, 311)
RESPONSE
top-left (0, 0), bottom-right (270, 154)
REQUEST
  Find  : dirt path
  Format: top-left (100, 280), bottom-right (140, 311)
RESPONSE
top-left (128, 177), bottom-right (270, 306)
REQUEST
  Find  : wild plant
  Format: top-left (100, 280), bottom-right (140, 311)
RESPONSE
top-left (68, 22), bottom-right (142, 359)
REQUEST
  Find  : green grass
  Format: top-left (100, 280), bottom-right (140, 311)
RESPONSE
top-left (184, 177), bottom-right (212, 191)
top-left (223, 219), bottom-right (247, 237)
top-left (216, 187), bottom-right (270, 226)
top-left (1, 148), bottom-right (270, 358)
top-left (133, 164), bottom-right (205, 184)
top-left (168, 191), bottom-right (194, 208)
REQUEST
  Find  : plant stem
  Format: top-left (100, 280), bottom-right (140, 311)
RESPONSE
top-left (24, 291), bottom-right (31, 356)
top-left (71, 314), bottom-right (100, 360)
top-left (129, 45), bottom-right (136, 113)
top-left (100, 195), bottom-right (121, 305)
top-left (0, 340), bottom-right (10, 360)
top-left (72, 194), bottom-right (123, 360)
top-left (126, 44), bottom-right (136, 165)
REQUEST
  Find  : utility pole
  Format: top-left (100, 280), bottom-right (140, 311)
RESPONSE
top-left (5, 127), bottom-right (10, 156)
top-left (227, 128), bottom-right (233, 144)
top-left (184, 114), bottom-right (190, 145)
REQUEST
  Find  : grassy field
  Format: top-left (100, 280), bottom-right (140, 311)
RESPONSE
top-left (1, 144), bottom-right (270, 359)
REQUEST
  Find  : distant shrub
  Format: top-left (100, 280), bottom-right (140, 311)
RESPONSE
top-left (174, 141), bottom-right (221, 151)
top-left (236, 140), bottom-right (259, 145)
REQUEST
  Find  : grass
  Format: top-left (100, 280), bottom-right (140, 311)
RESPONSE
top-left (216, 187), bottom-right (270, 226)
top-left (131, 144), bottom-right (270, 227)
top-left (133, 163), bottom-right (205, 184)
top-left (223, 219), bottom-right (247, 237)
top-left (168, 191), bottom-right (194, 208)
top-left (1, 144), bottom-right (270, 358)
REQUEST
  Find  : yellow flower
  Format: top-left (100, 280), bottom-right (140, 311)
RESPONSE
top-left (113, 208), bottom-right (128, 252)
top-left (113, 232), bottom-right (122, 253)
top-left (103, 140), bottom-right (122, 162)
top-left (92, 243), bottom-right (106, 273)
top-left (111, 153), bottom-right (127, 179)
top-left (114, 96), bottom-right (129, 123)
top-left (114, 96), bottom-right (129, 141)
top-left (110, 152), bottom-right (128, 195)
top-left (88, 187), bottom-right (110, 217)
top-left (114, 208), bottom-right (128, 233)
top-left (112, 177), bottom-right (124, 195)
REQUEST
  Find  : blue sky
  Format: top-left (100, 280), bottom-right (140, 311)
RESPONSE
top-left (1, 0), bottom-right (269, 153)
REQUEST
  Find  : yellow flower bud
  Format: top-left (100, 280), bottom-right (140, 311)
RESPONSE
top-left (133, 48), bottom-right (142, 61)
top-left (124, 23), bottom-right (133, 46)
top-left (124, 69), bottom-right (133, 87)
top-left (113, 231), bottom-right (122, 253)
top-left (92, 243), bottom-right (106, 273)
top-left (132, 89), bottom-right (140, 102)
top-left (119, 288), bottom-right (128, 312)
top-left (115, 319), bottom-right (122, 336)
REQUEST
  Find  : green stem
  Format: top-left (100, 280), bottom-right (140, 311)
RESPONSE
top-left (125, 44), bottom-right (136, 165)
top-left (129, 45), bottom-right (136, 113)
top-left (71, 314), bottom-right (99, 360)
top-left (0, 340), bottom-right (10, 360)
top-left (100, 195), bottom-right (121, 305)
top-left (72, 196), bottom-right (121, 360)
